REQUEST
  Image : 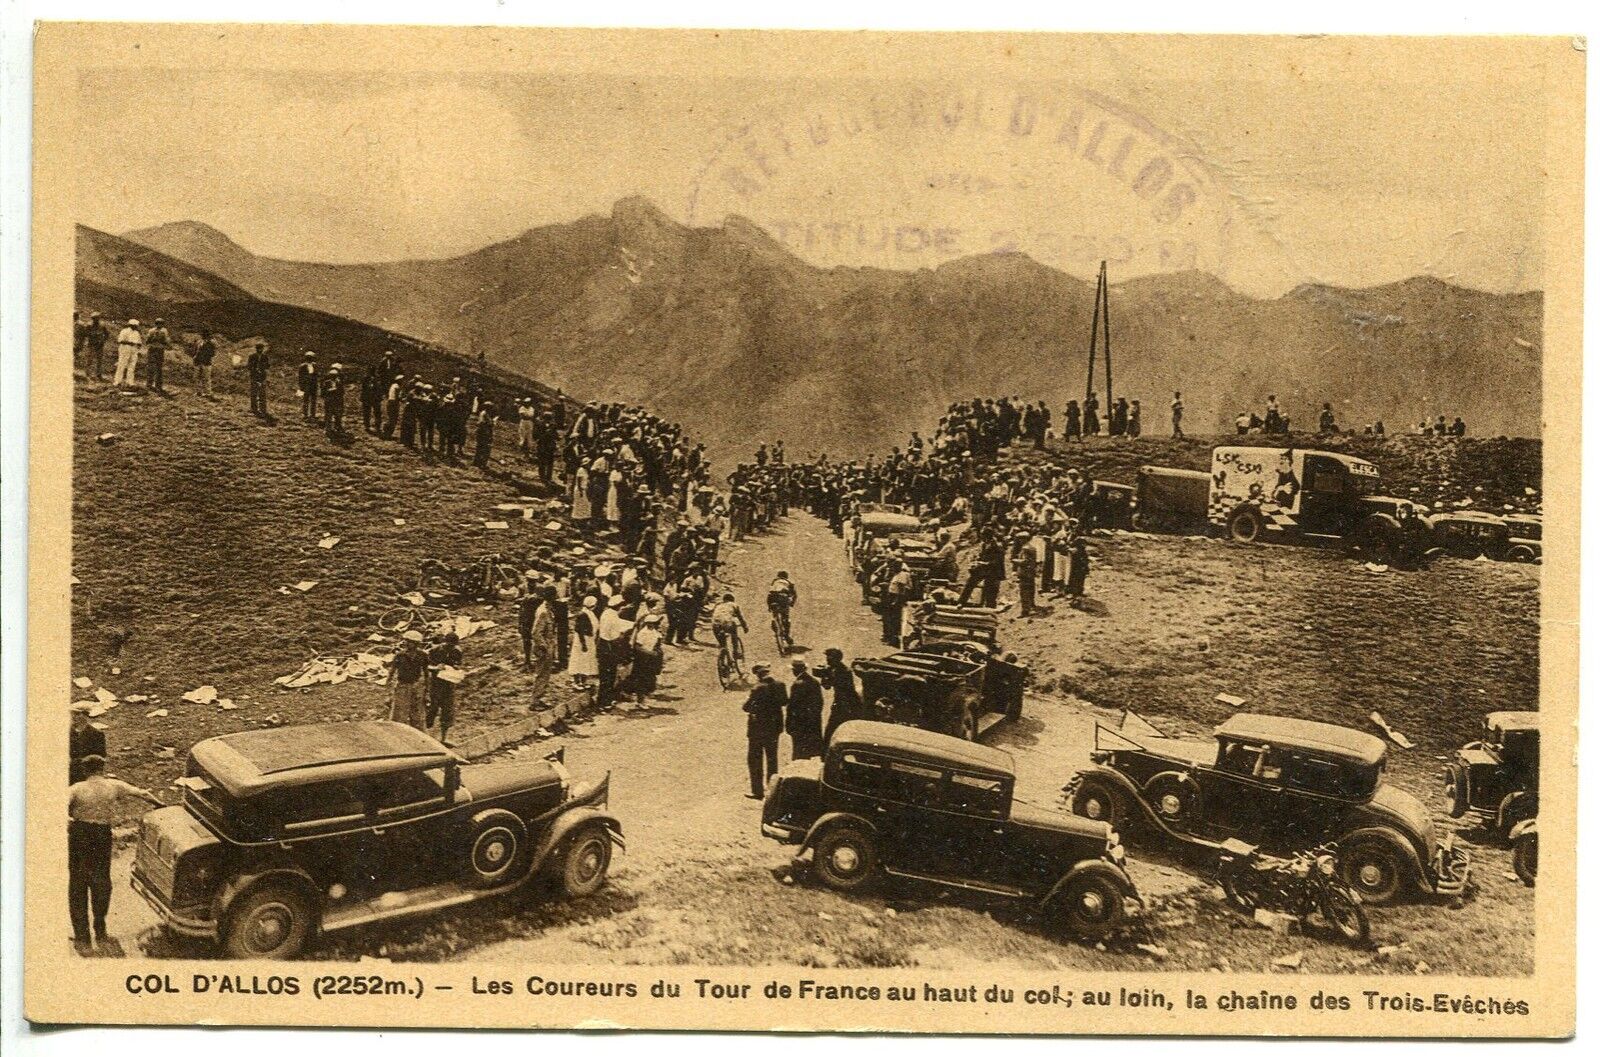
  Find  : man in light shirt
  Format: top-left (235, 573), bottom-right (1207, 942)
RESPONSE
top-left (113, 319), bottom-right (143, 388)
top-left (596, 596), bottom-right (633, 709)
top-left (68, 755), bottom-right (162, 953)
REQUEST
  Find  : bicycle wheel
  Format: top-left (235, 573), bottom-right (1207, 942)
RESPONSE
top-left (771, 615), bottom-right (787, 657)
top-left (717, 648), bottom-right (736, 690)
top-left (378, 607), bottom-right (416, 632)
top-left (492, 563), bottom-right (524, 595)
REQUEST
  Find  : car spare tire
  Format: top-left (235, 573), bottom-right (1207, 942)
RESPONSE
top-left (465, 810), bottom-right (529, 889)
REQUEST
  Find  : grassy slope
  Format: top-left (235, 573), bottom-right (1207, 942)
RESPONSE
top-left (71, 376), bottom-right (603, 793)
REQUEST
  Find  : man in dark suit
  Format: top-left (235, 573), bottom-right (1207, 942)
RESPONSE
top-left (821, 648), bottom-right (865, 744)
top-left (743, 664), bottom-right (787, 799)
top-left (785, 659), bottom-right (824, 761)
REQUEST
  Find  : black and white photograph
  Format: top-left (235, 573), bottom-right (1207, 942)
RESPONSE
top-left (18, 21), bottom-right (1581, 1036)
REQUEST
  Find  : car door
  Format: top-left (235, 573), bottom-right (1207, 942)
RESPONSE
top-left (1201, 740), bottom-right (1284, 839)
top-left (362, 766), bottom-right (459, 889)
top-left (1297, 455), bottom-right (1352, 536)
top-left (1273, 752), bottom-right (1351, 848)
top-left (881, 760), bottom-right (1011, 887)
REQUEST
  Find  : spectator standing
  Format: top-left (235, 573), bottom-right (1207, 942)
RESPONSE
top-left (387, 631), bottom-right (429, 729)
top-left (742, 664), bottom-right (787, 799)
top-left (246, 341), bottom-right (270, 416)
top-left (191, 330), bottom-right (216, 398)
top-left (321, 365), bottom-right (346, 437)
top-left (426, 632), bottom-right (463, 745)
top-left (67, 756), bottom-right (161, 954)
top-left (81, 312), bottom-right (109, 380)
top-left (144, 318), bottom-right (171, 393)
top-left (786, 659), bottom-right (824, 760)
top-left (1128, 400), bottom-right (1142, 437)
top-left (1171, 391), bottom-right (1184, 437)
top-left (297, 352), bottom-right (319, 421)
top-left (112, 319), bottom-right (143, 388)
top-left (821, 648), bottom-right (864, 744)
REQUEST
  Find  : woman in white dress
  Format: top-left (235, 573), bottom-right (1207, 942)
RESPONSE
top-left (604, 468), bottom-right (623, 524)
top-left (569, 595), bottom-right (600, 686)
top-left (572, 465), bottom-right (593, 522)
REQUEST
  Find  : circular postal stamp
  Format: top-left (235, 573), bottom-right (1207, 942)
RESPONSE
top-left (686, 84), bottom-right (1237, 283)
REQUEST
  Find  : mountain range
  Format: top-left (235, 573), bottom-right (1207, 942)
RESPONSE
top-left (89, 198), bottom-right (1540, 457)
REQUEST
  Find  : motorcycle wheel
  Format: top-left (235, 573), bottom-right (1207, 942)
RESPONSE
top-left (1220, 874), bottom-right (1258, 913)
top-left (1320, 886), bottom-right (1371, 946)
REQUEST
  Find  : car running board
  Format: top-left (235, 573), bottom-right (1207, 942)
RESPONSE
top-left (321, 875), bottom-right (528, 934)
top-left (881, 866), bottom-right (1033, 900)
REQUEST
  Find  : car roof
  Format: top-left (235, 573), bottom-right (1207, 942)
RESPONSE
top-left (190, 720), bottom-right (457, 798)
top-left (859, 512), bottom-right (924, 532)
top-left (1487, 711), bottom-right (1539, 733)
top-left (829, 720), bottom-right (1014, 776)
top-left (1214, 713), bottom-right (1386, 765)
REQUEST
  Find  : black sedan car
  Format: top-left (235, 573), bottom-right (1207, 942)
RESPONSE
top-left (132, 720), bottom-right (622, 958)
top-left (762, 720), bottom-right (1138, 937)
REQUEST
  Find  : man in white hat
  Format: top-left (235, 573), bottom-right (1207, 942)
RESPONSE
top-left (388, 630), bottom-right (429, 730)
top-left (321, 363), bottom-right (346, 438)
top-left (113, 318), bottom-right (143, 388)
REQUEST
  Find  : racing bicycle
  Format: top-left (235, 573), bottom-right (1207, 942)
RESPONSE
top-left (715, 625), bottom-right (746, 690)
top-left (769, 604), bottom-right (794, 657)
top-left (417, 553), bottom-right (523, 602)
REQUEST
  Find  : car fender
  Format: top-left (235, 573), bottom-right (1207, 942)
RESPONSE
top-left (1339, 825), bottom-right (1426, 888)
top-left (1068, 766), bottom-right (1166, 828)
top-left (799, 811), bottom-right (876, 852)
top-left (1043, 858), bottom-right (1139, 907)
top-left (1496, 790), bottom-right (1535, 832)
top-left (530, 807), bottom-right (624, 873)
top-left (213, 865), bottom-right (322, 930)
top-left (1508, 818), bottom-right (1537, 843)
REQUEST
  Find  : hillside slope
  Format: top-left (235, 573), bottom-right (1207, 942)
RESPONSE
top-left (126, 200), bottom-right (1543, 457)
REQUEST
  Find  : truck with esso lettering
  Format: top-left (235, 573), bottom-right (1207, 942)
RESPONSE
top-left (1133, 446), bottom-right (1432, 562)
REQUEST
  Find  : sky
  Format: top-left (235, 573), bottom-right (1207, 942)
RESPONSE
top-left (73, 45), bottom-right (1548, 299)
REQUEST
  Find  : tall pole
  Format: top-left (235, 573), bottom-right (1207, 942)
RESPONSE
top-left (1085, 264), bottom-right (1103, 403)
top-left (1101, 260), bottom-right (1113, 409)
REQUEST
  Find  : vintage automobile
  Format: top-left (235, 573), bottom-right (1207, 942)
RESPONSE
top-left (1428, 510), bottom-right (1513, 560)
top-left (1502, 513), bottom-right (1542, 563)
top-left (131, 720), bottom-right (622, 959)
top-left (762, 720), bottom-right (1139, 937)
top-left (1442, 710), bottom-right (1538, 839)
top-left (852, 641), bottom-right (1024, 741)
top-left (1066, 711), bottom-right (1469, 905)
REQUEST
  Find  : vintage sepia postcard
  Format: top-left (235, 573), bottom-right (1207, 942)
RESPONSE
top-left (26, 22), bottom-right (1581, 1036)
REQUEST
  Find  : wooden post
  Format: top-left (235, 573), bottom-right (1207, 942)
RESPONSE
top-left (1084, 265), bottom-right (1103, 403)
top-left (1101, 260), bottom-right (1113, 409)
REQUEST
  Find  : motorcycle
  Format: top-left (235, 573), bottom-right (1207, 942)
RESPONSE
top-left (1215, 839), bottom-right (1370, 945)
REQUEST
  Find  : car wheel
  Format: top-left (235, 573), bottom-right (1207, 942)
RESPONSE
top-left (556, 825), bottom-right (613, 898)
top-left (1071, 780), bottom-right (1123, 828)
top-left (1228, 508), bottom-right (1263, 543)
top-left (465, 810), bottom-right (528, 889)
top-left (1053, 870), bottom-right (1126, 938)
top-left (961, 706), bottom-right (980, 742)
top-left (811, 825), bottom-right (879, 892)
top-left (1512, 830), bottom-right (1537, 886)
top-left (222, 881), bottom-right (315, 960)
top-left (1506, 544), bottom-right (1536, 563)
top-left (1442, 765), bottom-right (1469, 818)
top-left (1339, 837), bottom-right (1410, 906)
top-left (1143, 773), bottom-right (1199, 830)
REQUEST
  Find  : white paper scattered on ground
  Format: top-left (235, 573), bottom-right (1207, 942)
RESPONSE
top-left (73, 676), bottom-right (94, 689)
top-left (393, 518), bottom-right (407, 526)
top-left (484, 520), bottom-right (510, 530)
top-left (93, 687), bottom-right (118, 705)
top-left (181, 685), bottom-right (219, 705)
top-left (145, 708), bottom-right (169, 719)
top-left (294, 580), bottom-right (319, 592)
top-left (1369, 710), bottom-right (1415, 749)
top-left (318, 535), bottom-right (341, 549)
top-left (545, 520), bottom-right (563, 531)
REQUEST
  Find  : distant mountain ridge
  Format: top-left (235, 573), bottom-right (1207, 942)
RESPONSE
top-left (117, 200), bottom-right (1542, 456)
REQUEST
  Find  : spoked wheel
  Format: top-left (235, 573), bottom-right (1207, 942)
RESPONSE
top-left (1053, 870), bottom-right (1127, 938)
top-left (1071, 780), bottom-right (1124, 828)
top-left (717, 648), bottom-right (737, 690)
top-left (1320, 885), bottom-right (1371, 945)
top-left (1512, 830), bottom-right (1537, 886)
top-left (222, 882), bottom-right (315, 960)
top-left (1220, 874), bottom-right (1259, 913)
top-left (377, 607), bottom-right (414, 632)
top-left (811, 826), bottom-right (879, 892)
top-left (556, 826), bottom-right (613, 898)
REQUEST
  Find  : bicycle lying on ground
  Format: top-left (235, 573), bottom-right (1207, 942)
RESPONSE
top-left (417, 553), bottom-right (523, 602)
top-left (377, 596), bottom-right (451, 633)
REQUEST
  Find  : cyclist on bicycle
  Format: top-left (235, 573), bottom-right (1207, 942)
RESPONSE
top-left (710, 591), bottom-right (749, 657)
top-left (767, 570), bottom-right (798, 645)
